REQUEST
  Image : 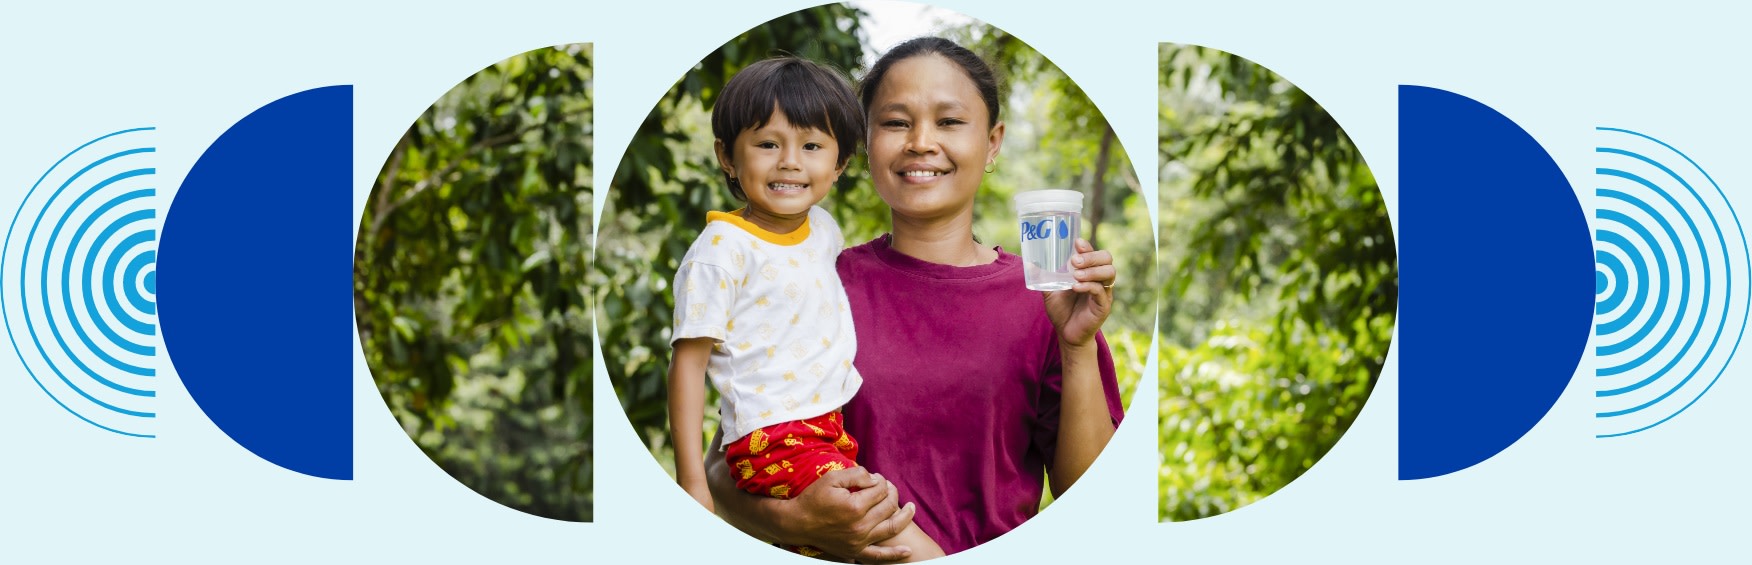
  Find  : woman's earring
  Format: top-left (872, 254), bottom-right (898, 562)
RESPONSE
top-left (984, 160), bottom-right (997, 174)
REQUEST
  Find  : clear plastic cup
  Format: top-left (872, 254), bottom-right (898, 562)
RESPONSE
top-left (1013, 189), bottom-right (1084, 291)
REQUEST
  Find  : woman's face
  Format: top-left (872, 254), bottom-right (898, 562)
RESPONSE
top-left (865, 54), bottom-right (1004, 223)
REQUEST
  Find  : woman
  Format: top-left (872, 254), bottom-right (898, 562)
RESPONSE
top-left (706, 37), bottom-right (1124, 561)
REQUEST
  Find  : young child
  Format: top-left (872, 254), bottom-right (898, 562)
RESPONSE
top-left (667, 57), bottom-right (943, 561)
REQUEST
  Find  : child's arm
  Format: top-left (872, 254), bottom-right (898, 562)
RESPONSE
top-left (669, 337), bottom-right (716, 511)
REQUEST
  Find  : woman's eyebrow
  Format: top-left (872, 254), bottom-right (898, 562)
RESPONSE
top-left (933, 100), bottom-right (968, 113)
top-left (874, 99), bottom-right (968, 114)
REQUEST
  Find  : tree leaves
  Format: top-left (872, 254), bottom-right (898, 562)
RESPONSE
top-left (356, 44), bottom-right (594, 522)
top-left (1157, 44), bottom-right (1397, 521)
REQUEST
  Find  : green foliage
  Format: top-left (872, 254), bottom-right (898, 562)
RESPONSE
top-left (355, 45), bottom-right (593, 521)
top-left (1157, 44), bottom-right (1397, 521)
top-left (594, 5), bottom-right (1151, 469)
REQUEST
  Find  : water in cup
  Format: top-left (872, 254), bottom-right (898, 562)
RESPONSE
top-left (1013, 190), bottom-right (1084, 291)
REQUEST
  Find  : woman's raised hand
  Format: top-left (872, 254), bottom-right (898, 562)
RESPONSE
top-left (1043, 238), bottom-right (1115, 347)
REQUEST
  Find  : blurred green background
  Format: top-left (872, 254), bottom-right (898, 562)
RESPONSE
top-left (1157, 44), bottom-right (1397, 521)
top-left (592, 3), bottom-right (1152, 482)
top-left (355, 45), bottom-right (594, 521)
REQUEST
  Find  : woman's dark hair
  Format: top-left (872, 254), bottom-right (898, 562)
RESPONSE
top-left (858, 36), bottom-right (1002, 128)
top-left (711, 57), bottom-right (865, 201)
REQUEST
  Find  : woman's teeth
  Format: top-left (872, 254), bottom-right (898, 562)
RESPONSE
top-left (901, 170), bottom-right (945, 177)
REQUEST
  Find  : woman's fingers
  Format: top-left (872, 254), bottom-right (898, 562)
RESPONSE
top-left (1072, 249), bottom-right (1113, 269)
top-left (794, 468), bottom-right (910, 560)
top-left (856, 541), bottom-right (913, 563)
top-left (1073, 265), bottom-right (1117, 284)
top-left (1074, 281), bottom-right (1111, 294)
top-left (848, 468), bottom-right (883, 491)
top-left (854, 501), bottom-right (918, 563)
top-left (1069, 239), bottom-right (1116, 301)
top-left (1070, 239), bottom-right (1110, 262)
top-left (1049, 239), bottom-right (1119, 344)
top-left (833, 469), bottom-right (888, 512)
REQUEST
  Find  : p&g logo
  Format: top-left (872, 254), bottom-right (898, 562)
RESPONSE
top-left (1021, 219), bottom-right (1068, 242)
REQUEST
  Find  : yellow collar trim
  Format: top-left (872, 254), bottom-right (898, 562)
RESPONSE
top-left (707, 209), bottom-right (812, 246)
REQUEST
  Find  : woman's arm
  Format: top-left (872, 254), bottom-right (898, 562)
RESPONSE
top-left (705, 429), bottom-right (920, 562)
top-left (1050, 339), bottom-right (1117, 496)
top-left (669, 338), bottom-right (715, 510)
top-left (1043, 238), bottom-right (1119, 497)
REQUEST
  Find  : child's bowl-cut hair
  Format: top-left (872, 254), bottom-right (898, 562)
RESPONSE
top-left (711, 57), bottom-right (865, 201)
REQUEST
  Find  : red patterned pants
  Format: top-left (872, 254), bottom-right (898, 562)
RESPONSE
top-left (725, 411), bottom-right (861, 557)
top-left (724, 410), bottom-right (859, 501)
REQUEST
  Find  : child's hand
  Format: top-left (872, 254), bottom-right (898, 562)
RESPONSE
top-left (1043, 238), bottom-right (1115, 348)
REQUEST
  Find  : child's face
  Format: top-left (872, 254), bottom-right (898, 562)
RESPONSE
top-left (865, 54), bottom-right (1003, 223)
top-left (716, 107), bottom-right (844, 227)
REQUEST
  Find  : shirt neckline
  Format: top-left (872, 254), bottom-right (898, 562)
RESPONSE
top-left (706, 209), bottom-right (812, 246)
top-left (866, 233), bottom-right (1015, 281)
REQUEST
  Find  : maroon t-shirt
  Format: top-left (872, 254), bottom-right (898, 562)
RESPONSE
top-left (837, 235), bottom-right (1125, 555)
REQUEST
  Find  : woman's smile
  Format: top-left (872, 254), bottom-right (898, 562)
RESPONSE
top-left (895, 164), bottom-right (954, 185)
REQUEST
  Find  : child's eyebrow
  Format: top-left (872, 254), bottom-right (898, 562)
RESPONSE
top-left (754, 123), bottom-right (834, 137)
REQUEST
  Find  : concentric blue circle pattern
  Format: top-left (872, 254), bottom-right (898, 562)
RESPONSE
top-left (1593, 127), bottom-right (1748, 438)
top-left (3, 127), bottom-right (159, 438)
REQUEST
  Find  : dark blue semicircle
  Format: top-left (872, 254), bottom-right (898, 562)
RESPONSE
top-left (159, 85), bottom-right (353, 480)
top-left (1398, 85), bottom-right (1592, 480)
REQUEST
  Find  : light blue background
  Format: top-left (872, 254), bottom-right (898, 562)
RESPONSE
top-left (1, 0), bottom-right (1746, 562)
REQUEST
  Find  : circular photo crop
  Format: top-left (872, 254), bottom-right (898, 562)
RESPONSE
top-left (1156, 43), bottom-right (1396, 521)
top-left (593, 2), bottom-right (1149, 558)
top-left (356, 44), bottom-right (594, 522)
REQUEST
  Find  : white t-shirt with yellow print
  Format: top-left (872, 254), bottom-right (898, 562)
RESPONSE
top-left (670, 205), bottom-right (862, 448)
